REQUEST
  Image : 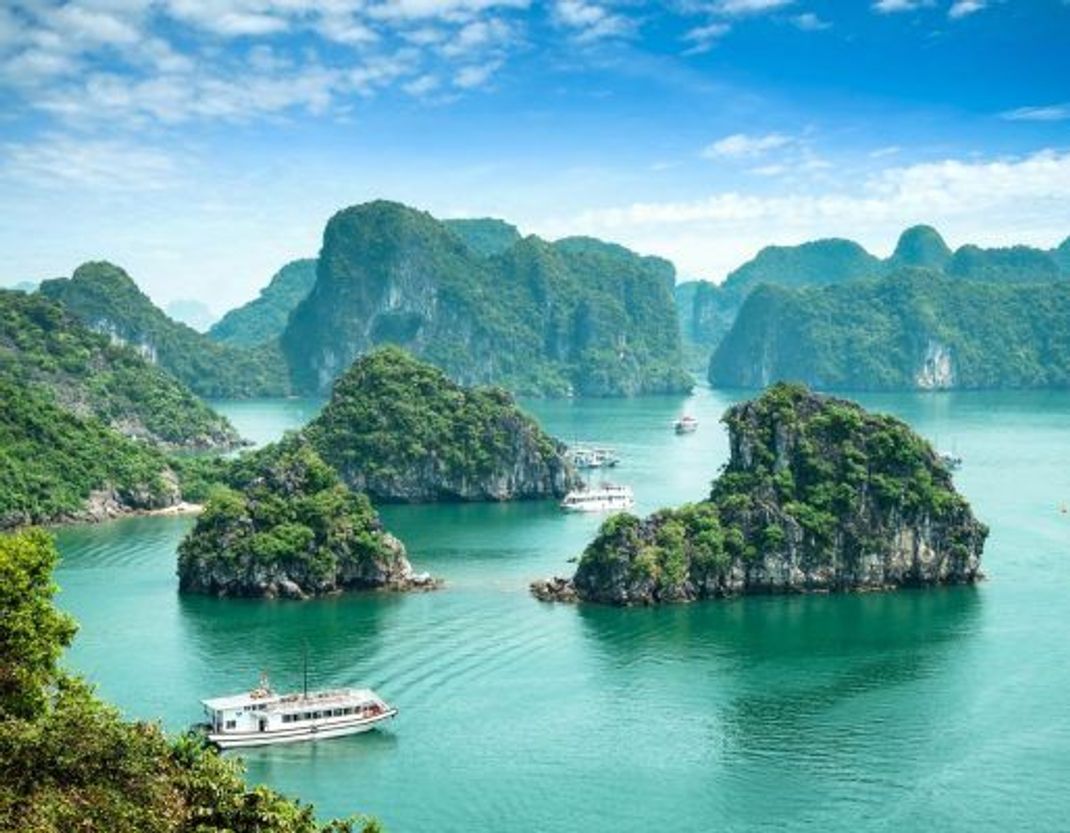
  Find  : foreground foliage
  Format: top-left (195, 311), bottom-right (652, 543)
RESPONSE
top-left (0, 528), bottom-right (381, 832)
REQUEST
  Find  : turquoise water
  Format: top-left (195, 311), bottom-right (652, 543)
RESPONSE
top-left (53, 386), bottom-right (1070, 831)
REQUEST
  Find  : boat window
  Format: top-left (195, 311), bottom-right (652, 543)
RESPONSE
top-left (343, 707), bottom-right (353, 715)
top-left (313, 711), bottom-right (322, 720)
top-left (225, 720), bottom-right (236, 730)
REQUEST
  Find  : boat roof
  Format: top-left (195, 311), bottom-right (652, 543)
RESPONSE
top-left (201, 687), bottom-right (378, 711)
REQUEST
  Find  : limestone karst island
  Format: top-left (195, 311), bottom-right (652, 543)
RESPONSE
top-left (2, 3), bottom-right (1069, 832)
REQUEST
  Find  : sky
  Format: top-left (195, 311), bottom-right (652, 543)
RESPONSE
top-left (1, 0), bottom-right (1069, 313)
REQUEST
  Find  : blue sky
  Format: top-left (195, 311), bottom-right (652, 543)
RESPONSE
top-left (1, 0), bottom-right (1068, 312)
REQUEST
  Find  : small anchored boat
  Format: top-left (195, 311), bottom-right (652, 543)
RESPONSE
top-left (199, 672), bottom-right (396, 749)
top-left (674, 415), bottom-right (698, 434)
top-left (560, 483), bottom-right (635, 513)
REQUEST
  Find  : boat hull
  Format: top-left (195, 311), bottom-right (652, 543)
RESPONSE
top-left (208, 709), bottom-right (397, 749)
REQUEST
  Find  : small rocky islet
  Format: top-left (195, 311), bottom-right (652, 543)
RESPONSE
top-left (177, 435), bottom-right (438, 599)
top-left (177, 346), bottom-right (580, 598)
top-left (305, 346), bottom-right (580, 503)
top-left (533, 382), bottom-right (988, 606)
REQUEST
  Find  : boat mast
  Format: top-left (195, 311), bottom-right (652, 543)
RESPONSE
top-left (303, 642), bottom-right (309, 699)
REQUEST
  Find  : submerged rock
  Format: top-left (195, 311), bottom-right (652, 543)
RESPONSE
top-left (177, 436), bottom-right (439, 598)
top-left (535, 383), bottom-right (987, 605)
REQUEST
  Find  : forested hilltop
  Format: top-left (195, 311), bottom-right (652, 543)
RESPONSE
top-left (0, 288), bottom-right (246, 527)
top-left (710, 269), bottom-right (1070, 390)
top-left (677, 226), bottom-right (1070, 364)
top-left (0, 527), bottom-right (381, 832)
top-left (0, 289), bottom-right (237, 448)
top-left (178, 435), bottom-right (435, 599)
top-left (40, 262), bottom-right (291, 398)
top-left (281, 201), bottom-right (691, 397)
top-left (306, 347), bottom-right (579, 502)
top-left (534, 383), bottom-right (987, 605)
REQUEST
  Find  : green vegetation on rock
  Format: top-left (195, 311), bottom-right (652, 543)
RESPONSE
top-left (178, 435), bottom-right (425, 598)
top-left (534, 383), bottom-right (987, 605)
top-left (710, 268), bottom-right (1070, 390)
top-left (677, 238), bottom-right (886, 357)
top-left (889, 225), bottom-right (952, 270)
top-left (443, 217), bottom-right (522, 257)
top-left (0, 379), bottom-right (183, 529)
top-left (209, 259), bottom-right (317, 347)
top-left (281, 201), bottom-right (691, 397)
top-left (0, 289), bottom-right (238, 448)
top-left (306, 347), bottom-right (579, 502)
top-left (946, 244), bottom-right (1062, 284)
top-left (0, 527), bottom-right (381, 832)
top-left (40, 262), bottom-right (290, 398)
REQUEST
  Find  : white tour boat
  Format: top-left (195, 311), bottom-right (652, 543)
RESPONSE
top-left (200, 674), bottom-right (397, 749)
top-left (566, 444), bottom-right (621, 470)
top-left (560, 483), bottom-right (635, 513)
top-left (674, 415), bottom-right (698, 434)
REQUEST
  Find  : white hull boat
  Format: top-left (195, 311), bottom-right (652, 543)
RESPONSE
top-left (560, 484), bottom-right (634, 513)
top-left (200, 675), bottom-right (396, 749)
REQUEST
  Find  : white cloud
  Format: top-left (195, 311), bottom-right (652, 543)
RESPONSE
top-left (715, 0), bottom-right (794, 15)
top-left (553, 0), bottom-right (636, 42)
top-left (1000, 104), bottom-right (1070, 122)
top-left (2, 134), bottom-right (180, 191)
top-left (948, 0), bottom-right (985, 18)
top-left (454, 59), bottom-right (502, 88)
top-left (702, 132), bottom-right (793, 159)
top-left (403, 73), bottom-right (440, 96)
top-left (791, 12), bottom-right (830, 30)
top-left (547, 149), bottom-right (1070, 279)
top-left (872, 0), bottom-right (927, 13)
top-left (682, 22), bottom-right (731, 54)
top-left (870, 145), bottom-right (901, 158)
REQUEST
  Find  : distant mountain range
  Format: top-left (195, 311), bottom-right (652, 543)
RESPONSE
top-left (676, 225), bottom-right (1070, 369)
top-left (20, 213), bottom-right (1070, 398)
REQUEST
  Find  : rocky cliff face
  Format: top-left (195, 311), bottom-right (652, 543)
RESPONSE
top-left (280, 201), bottom-right (691, 397)
top-left (306, 347), bottom-right (580, 502)
top-left (533, 383), bottom-right (987, 605)
top-left (177, 437), bottom-right (437, 599)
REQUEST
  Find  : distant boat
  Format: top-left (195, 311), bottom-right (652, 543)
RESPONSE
top-left (560, 483), bottom-right (635, 513)
top-left (566, 444), bottom-right (620, 470)
top-left (939, 450), bottom-right (963, 470)
top-left (198, 672), bottom-right (396, 749)
top-left (674, 415), bottom-right (698, 434)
